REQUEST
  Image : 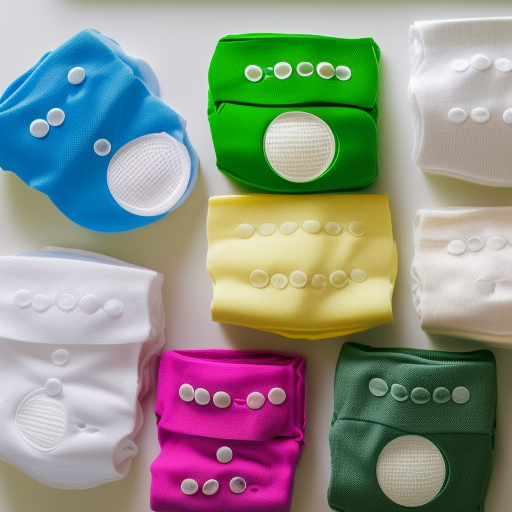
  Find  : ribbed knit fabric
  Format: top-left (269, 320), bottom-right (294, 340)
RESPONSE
top-left (207, 194), bottom-right (397, 340)
top-left (0, 246), bottom-right (165, 488)
top-left (150, 350), bottom-right (306, 512)
top-left (208, 33), bottom-right (380, 192)
top-left (328, 342), bottom-right (496, 512)
top-left (412, 207), bottom-right (512, 345)
top-left (409, 17), bottom-right (512, 186)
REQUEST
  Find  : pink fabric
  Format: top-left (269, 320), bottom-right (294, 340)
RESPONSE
top-left (150, 350), bottom-right (306, 512)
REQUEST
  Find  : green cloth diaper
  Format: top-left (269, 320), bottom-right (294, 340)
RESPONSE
top-left (328, 343), bottom-right (496, 512)
top-left (208, 34), bottom-right (380, 193)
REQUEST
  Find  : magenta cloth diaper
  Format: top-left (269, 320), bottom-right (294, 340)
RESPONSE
top-left (150, 350), bottom-right (306, 512)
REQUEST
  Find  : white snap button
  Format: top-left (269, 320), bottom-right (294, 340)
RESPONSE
top-left (317, 62), bottom-right (334, 79)
top-left (245, 65), bottom-right (263, 82)
top-left (452, 386), bottom-right (470, 404)
top-left (30, 119), bottom-right (49, 138)
top-left (57, 294), bottom-right (76, 311)
top-left (236, 223), bottom-right (255, 239)
top-left (271, 274), bottom-right (288, 290)
top-left (390, 384), bottom-right (408, 402)
top-left (13, 290), bottom-right (32, 308)
top-left (94, 139), bottom-right (111, 156)
top-left (202, 479), bottom-right (219, 495)
top-left (297, 62), bottom-right (314, 77)
top-left (447, 108), bottom-right (468, 124)
top-left (503, 108), bottom-right (512, 124)
top-left (470, 54), bottom-right (492, 70)
top-left (348, 221), bottom-right (367, 237)
top-left (229, 477), bottom-right (247, 494)
top-left (247, 391), bottom-right (265, 410)
top-left (44, 378), bottom-right (62, 397)
top-left (250, 270), bottom-right (269, 288)
top-left (467, 236), bottom-right (484, 252)
top-left (68, 67), bottom-right (85, 85)
top-left (79, 295), bottom-right (100, 315)
top-left (451, 59), bottom-right (469, 71)
top-left (104, 299), bottom-right (124, 317)
top-left (179, 383), bottom-right (195, 402)
top-left (258, 223), bottom-right (275, 236)
top-left (350, 268), bottom-right (367, 283)
top-left (335, 65), bottom-right (351, 81)
top-left (274, 62), bottom-right (292, 80)
top-left (447, 240), bottom-right (466, 255)
top-left (324, 222), bottom-right (342, 235)
top-left (495, 57), bottom-right (512, 72)
top-left (471, 108), bottom-right (490, 123)
top-left (213, 391), bottom-right (231, 408)
top-left (303, 220), bottom-right (321, 234)
top-left (32, 294), bottom-right (51, 312)
top-left (290, 270), bottom-right (308, 288)
top-left (217, 446), bottom-right (233, 463)
top-left (268, 387), bottom-right (286, 405)
top-left (311, 274), bottom-right (326, 289)
top-left (194, 388), bottom-right (210, 405)
top-left (47, 108), bottom-right (65, 127)
top-left (330, 270), bottom-right (348, 289)
top-left (487, 236), bottom-right (507, 251)
top-left (411, 387), bottom-right (431, 404)
top-left (181, 479), bottom-right (198, 495)
top-left (52, 349), bottom-right (70, 366)
top-left (369, 378), bottom-right (388, 397)
top-left (279, 222), bottom-right (298, 235)
top-left (433, 387), bottom-right (451, 404)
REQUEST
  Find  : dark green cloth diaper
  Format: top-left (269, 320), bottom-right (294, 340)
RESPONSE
top-left (328, 343), bottom-right (496, 512)
top-left (208, 34), bottom-right (379, 193)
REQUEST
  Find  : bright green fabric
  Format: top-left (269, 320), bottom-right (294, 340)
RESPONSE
top-left (328, 342), bottom-right (496, 512)
top-left (208, 33), bottom-right (380, 193)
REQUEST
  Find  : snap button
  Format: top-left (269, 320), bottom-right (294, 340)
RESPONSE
top-left (467, 236), bottom-right (484, 252)
top-left (495, 57), bottom-right (512, 72)
top-left (202, 479), bottom-right (219, 495)
top-left (30, 119), bottom-right (49, 138)
top-left (279, 222), bottom-right (298, 235)
top-left (213, 391), bottom-right (231, 408)
top-left (433, 387), bottom-right (451, 404)
top-left (229, 477), bottom-right (247, 494)
top-left (447, 108), bottom-right (468, 124)
top-left (250, 270), bottom-right (269, 289)
top-left (104, 299), bottom-right (124, 317)
top-left (268, 387), bottom-right (286, 405)
top-left (297, 62), bottom-right (314, 77)
top-left (391, 384), bottom-right (408, 402)
top-left (258, 223), bottom-right (275, 236)
top-left (179, 383), bottom-right (195, 402)
top-left (94, 139), bottom-right (111, 156)
top-left (47, 108), bottom-right (65, 127)
top-left (503, 109), bottom-right (512, 124)
top-left (274, 62), bottom-right (292, 80)
top-left (317, 62), bottom-right (334, 79)
top-left (350, 269), bottom-right (367, 283)
top-left (335, 65), bottom-right (351, 81)
top-left (452, 386), bottom-right (470, 404)
top-left (271, 274), bottom-right (288, 290)
top-left (470, 54), bottom-right (492, 70)
top-left (13, 290), bottom-right (32, 308)
top-left (57, 294), bottom-right (76, 311)
top-left (411, 387), bottom-right (431, 404)
top-left (247, 391), bottom-right (265, 410)
top-left (216, 446), bottom-right (233, 464)
top-left (79, 295), bottom-right (100, 314)
top-left (181, 479), bottom-right (198, 495)
top-left (68, 67), bottom-right (85, 85)
top-left (330, 270), bottom-right (348, 289)
top-left (52, 349), bottom-right (70, 366)
top-left (369, 378), bottom-right (388, 397)
top-left (324, 222), bottom-right (342, 235)
top-left (44, 378), bottom-right (62, 397)
top-left (487, 236), bottom-right (507, 251)
top-left (194, 388), bottom-right (210, 405)
top-left (303, 220), bottom-right (321, 233)
top-left (245, 65), bottom-right (263, 82)
top-left (236, 223), bottom-right (255, 239)
top-left (447, 240), bottom-right (466, 255)
top-left (32, 294), bottom-right (51, 312)
top-left (312, 274), bottom-right (326, 289)
top-left (348, 221), bottom-right (366, 237)
top-left (290, 270), bottom-right (308, 288)
top-left (471, 108), bottom-right (490, 123)
top-left (451, 59), bottom-right (469, 71)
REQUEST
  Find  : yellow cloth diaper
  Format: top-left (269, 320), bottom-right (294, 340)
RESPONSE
top-left (207, 195), bottom-right (397, 339)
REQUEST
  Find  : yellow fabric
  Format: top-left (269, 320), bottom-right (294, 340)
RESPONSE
top-left (207, 194), bottom-right (397, 340)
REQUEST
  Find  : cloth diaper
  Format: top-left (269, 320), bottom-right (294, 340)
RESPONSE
top-left (208, 33), bottom-right (379, 193)
top-left (409, 17), bottom-right (512, 186)
top-left (328, 342), bottom-right (496, 512)
top-left (0, 246), bottom-right (165, 488)
top-left (207, 194), bottom-right (397, 339)
top-left (0, 29), bottom-right (197, 232)
top-left (412, 207), bottom-right (512, 346)
top-left (150, 350), bottom-right (306, 512)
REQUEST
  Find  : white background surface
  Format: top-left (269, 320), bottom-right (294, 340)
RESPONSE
top-left (1, 1), bottom-right (512, 511)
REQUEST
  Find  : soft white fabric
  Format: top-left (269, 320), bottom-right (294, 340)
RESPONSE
top-left (412, 208), bottom-right (512, 346)
top-left (0, 247), bottom-right (165, 488)
top-left (409, 17), bottom-right (512, 186)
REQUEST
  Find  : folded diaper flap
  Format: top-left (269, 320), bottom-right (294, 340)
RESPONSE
top-left (0, 29), bottom-right (198, 232)
top-left (208, 33), bottom-right (379, 192)
top-left (151, 350), bottom-right (306, 512)
top-left (328, 343), bottom-right (496, 512)
top-left (0, 247), bottom-right (165, 488)
top-left (207, 194), bottom-right (397, 340)
top-left (409, 17), bottom-right (512, 185)
top-left (413, 207), bottom-right (512, 345)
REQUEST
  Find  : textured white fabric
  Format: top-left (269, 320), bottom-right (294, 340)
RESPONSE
top-left (409, 17), bottom-right (512, 186)
top-left (376, 435), bottom-right (446, 507)
top-left (412, 208), bottom-right (512, 346)
top-left (0, 247), bottom-right (165, 488)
